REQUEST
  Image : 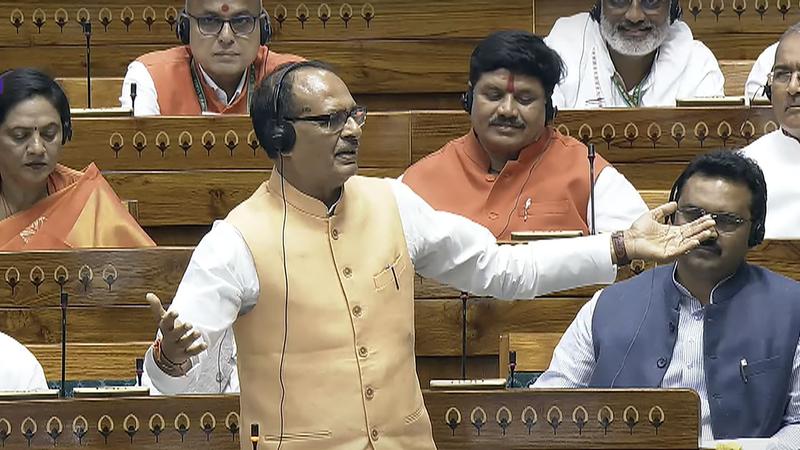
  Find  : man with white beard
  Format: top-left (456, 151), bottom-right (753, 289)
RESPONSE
top-left (545, 0), bottom-right (724, 108)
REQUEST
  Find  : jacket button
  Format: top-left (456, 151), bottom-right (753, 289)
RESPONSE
top-left (371, 428), bottom-right (379, 440)
top-left (365, 386), bottom-right (374, 399)
top-left (352, 305), bottom-right (362, 317)
top-left (657, 357), bottom-right (668, 369)
top-left (331, 229), bottom-right (339, 240)
top-left (359, 346), bottom-right (368, 358)
top-left (343, 267), bottom-right (352, 277)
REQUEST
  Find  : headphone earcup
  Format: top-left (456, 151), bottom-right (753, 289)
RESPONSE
top-left (62, 118), bottom-right (72, 144)
top-left (670, 0), bottom-right (682, 24)
top-left (764, 84), bottom-right (772, 101)
top-left (270, 121), bottom-right (296, 155)
top-left (749, 222), bottom-right (765, 247)
top-left (589, 1), bottom-right (601, 22)
top-left (177, 12), bottom-right (190, 45)
top-left (260, 11), bottom-right (272, 46)
top-left (460, 90), bottom-right (473, 114)
top-left (545, 100), bottom-right (557, 123)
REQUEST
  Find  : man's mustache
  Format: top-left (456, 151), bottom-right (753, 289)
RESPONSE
top-left (489, 117), bottom-right (525, 128)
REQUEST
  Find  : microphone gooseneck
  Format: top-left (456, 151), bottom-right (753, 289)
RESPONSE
top-left (83, 22), bottom-right (92, 109)
top-left (60, 292), bottom-right (68, 398)
top-left (130, 82), bottom-right (138, 116)
top-left (588, 143), bottom-right (597, 236)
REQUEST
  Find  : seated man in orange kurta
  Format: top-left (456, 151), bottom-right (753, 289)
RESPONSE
top-left (0, 69), bottom-right (154, 249)
top-left (403, 31), bottom-right (647, 239)
top-left (120, 0), bottom-right (302, 116)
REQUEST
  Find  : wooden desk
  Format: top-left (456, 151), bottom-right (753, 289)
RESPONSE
top-left (0, 390), bottom-right (699, 449)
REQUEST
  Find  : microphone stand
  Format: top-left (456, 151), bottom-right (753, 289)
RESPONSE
top-left (82, 22), bottom-right (92, 109)
top-left (588, 143), bottom-right (597, 236)
top-left (130, 82), bottom-right (138, 116)
top-left (508, 351), bottom-right (517, 388)
top-left (459, 292), bottom-right (468, 380)
top-left (60, 292), bottom-right (68, 398)
top-left (135, 358), bottom-right (144, 386)
top-left (250, 424), bottom-right (259, 450)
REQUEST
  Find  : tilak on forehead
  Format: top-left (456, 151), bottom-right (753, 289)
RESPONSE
top-left (221, 3), bottom-right (230, 12)
top-left (505, 73), bottom-right (515, 94)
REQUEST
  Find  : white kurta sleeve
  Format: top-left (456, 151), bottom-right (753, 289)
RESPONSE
top-left (144, 221), bottom-right (258, 394)
top-left (745, 42), bottom-right (778, 99)
top-left (390, 180), bottom-right (616, 300)
top-left (533, 291), bottom-right (600, 388)
top-left (120, 61), bottom-right (161, 116)
top-left (589, 166), bottom-right (649, 233)
top-left (683, 42), bottom-right (725, 98)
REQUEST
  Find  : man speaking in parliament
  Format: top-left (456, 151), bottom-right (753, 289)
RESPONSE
top-left (402, 30), bottom-right (647, 239)
top-left (120, 0), bottom-right (301, 116)
top-left (144, 60), bottom-right (715, 448)
top-left (536, 151), bottom-right (800, 448)
top-left (742, 24), bottom-right (800, 239)
top-left (545, 0), bottom-right (724, 108)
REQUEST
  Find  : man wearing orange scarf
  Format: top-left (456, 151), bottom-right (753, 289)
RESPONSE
top-left (403, 31), bottom-right (647, 239)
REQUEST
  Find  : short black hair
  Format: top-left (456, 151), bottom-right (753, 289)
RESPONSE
top-left (469, 30), bottom-right (565, 96)
top-left (671, 150), bottom-right (767, 238)
top-left (0, 68), bottom-right (71, 144)
top-left (251, 60), bottom-right (334, 159)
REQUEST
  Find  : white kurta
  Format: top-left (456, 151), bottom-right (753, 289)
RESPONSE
top-left (0, 331), bottom-right (48, 391)
top-left (745, 42), bottom-right (778, 99)
top-left (144, 178), bottom-right (618, 394)
top-left (741, 130), bottom-right (800, 239)
top-left (545, 13), bottom-right (725, 108)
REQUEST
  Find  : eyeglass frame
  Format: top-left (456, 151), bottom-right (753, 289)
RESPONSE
top-left (181, 11), bottom-right (266, 37)
top-left (285, 106), bottom-right (368, 133)
top-left (676, 206), bottom-right (750, 233)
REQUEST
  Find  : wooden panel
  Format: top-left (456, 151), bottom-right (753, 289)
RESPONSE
top-left (0, 391), bottom-right (697, 449)
top-left (66, 114), bottom-right (408, 170)
top-left (499, 331), bottom-right (563, 377)
top-left (640, 190), bottom-right (670, 210)
top-left (534, 0), bottom-right (789, 59)
top-left (104, 168), bottom-right (402, 226)
top-left (0, 40), bottom-right (475, 93)
top-left (720, 59), bottom-right (755, 96)
top-left (0, 247), bottom-right (190, 307)
top-left (58, 76), bottom-right (462, 110)
top-left (427, 389), bottom-right (699, 449)
top-left (0, 1), bottom-right (531, 44)
top-left (29, 342), bottom-right (150, 380)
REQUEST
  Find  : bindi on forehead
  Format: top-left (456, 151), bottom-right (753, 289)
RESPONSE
top-left (505, 73), bottom-right (515, 94)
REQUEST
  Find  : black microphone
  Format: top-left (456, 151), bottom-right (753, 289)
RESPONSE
top-left (135, 358), bottom-right (144, 386)
top-left (82, 22), bottom-right (92, 109)
top-left (459, 292), bottom-right (469, 380)
top-left (250, 424), bottom-right (259, 450)
top-left (509, 351), bottom-right (517, 388)
top-left (588, 143), bottom-right (597, 236)
top-left (60, 292), bottom-right (68, 398)
top-left (130, 82), bottom-right (137, 116)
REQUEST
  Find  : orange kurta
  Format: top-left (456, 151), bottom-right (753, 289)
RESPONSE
top-left (0, 163), bottom-right (155, 250)
top-left (137, 46), bottom-right (303, 115)
top-left (402, 128), bottom-right (610, 239)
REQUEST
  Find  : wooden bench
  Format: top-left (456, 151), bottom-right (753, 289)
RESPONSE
top-left (3, 241), bottom-right (799, 385)
top-left (56, 106), bottom-right (774, 243)
top-left (0, 391), bottom-right (699, 449)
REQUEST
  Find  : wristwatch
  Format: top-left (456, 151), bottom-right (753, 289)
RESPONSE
top-left (611, 231), bottom-right (631, 266)
top-left (152, 338), bottom-right (192, 376)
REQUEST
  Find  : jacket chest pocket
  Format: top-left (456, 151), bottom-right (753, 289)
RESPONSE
top-left (373, 253), bottom-right (408, 292)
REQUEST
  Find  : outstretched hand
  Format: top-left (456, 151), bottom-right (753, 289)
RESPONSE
top-left (146, 293), bottom-right (207, 365)
top-left (624, 202), bottom-right (717, 263)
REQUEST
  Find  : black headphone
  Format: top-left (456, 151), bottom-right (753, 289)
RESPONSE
top-left (764, 82), bottom-right (772, 101)
top-left (460, 83), bottom-right (558, 123)
top-left (176, 9), bottom-right (272, 45)
top-left (264, 62), bottom-right (311, 156)
top-left (590, 0), bottom-right (682, 24)
top-left (666, 173), bottom-right (765, 247)
top-left (0, 70), bottom-right (72, 145)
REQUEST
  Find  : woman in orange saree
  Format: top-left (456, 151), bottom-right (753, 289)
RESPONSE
top-left (0, 68), bottom-right (154, 250)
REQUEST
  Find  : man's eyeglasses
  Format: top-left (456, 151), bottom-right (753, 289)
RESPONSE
top-left (183, 12), bottom-right (264, 37)
top-left (286, 106), bottom-right (367, 133)
top-left (676, 206), bottom-right (750, 233)
top-left (771, 69), bottom-right (800, 85)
